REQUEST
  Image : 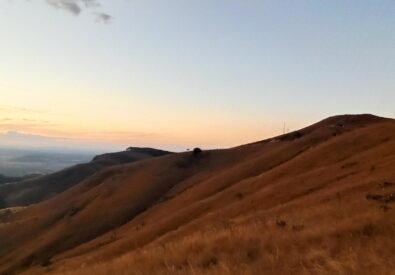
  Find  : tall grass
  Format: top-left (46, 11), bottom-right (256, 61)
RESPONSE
top-left (57, 203), bottom-right (395, 275)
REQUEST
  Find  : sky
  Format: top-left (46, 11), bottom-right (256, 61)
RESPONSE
top-left (0, 0), bottom-right (394, 152)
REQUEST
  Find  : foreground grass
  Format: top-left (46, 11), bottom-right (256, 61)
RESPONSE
top-left (56, 202), bottom-right (395, 275)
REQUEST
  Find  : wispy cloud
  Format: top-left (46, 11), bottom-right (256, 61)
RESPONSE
top-left (94, 12), bottom-right (112, 23)
top-left (0, 117), bottom-right (51, 124)
top-left (0, 122), bottom-right (57, 134)
top-left (0, 107), bottom-right (56, 133)
top-left (0, 106), bottom-right (48, 115)
top-left (44, 0), bottom-right (111, 21)
top-left (22, 118), bottom-right (51, 123)
top-left (0, 118), bottom-right (13, 122)
top-left (46, 0), bottom-right (96, 15)
top-left (47, 0), bottom-right (81, 15)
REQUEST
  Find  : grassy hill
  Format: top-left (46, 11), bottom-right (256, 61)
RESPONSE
top-left (0, 148), bottom-right (171, 208)
top-left (0, 114), bottom-right (394, 275)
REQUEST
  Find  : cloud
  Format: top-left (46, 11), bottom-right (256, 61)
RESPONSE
top-left (47, 0), bottom-right (81, 15)
top-left (0, 122), bottom-right (57, 133)
top-left (0, 118), bottom-right (60, 135)
top-left (45, 0), bottom-right (111, 21)
top-left (22, 118), bottom-right (51, 124)
top-left (94, 12), bottom-right (112, 23)
top-left (0, 118), bottom-right (13, 122)
top-left (0, 106), bottom-right (46, 114)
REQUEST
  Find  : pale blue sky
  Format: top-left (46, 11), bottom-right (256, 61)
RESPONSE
top-left (0, 0), bottom-right (394, 150)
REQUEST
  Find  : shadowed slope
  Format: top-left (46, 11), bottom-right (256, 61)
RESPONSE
top-left (0, 114), bottom-right (393, 275)
top-left (0, 148), bottom-right (171, 208)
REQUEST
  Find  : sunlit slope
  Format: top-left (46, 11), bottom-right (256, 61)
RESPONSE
top-left (0, 114), bottom-right (394, 275)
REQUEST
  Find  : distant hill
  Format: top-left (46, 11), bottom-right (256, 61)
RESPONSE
top-left (0, 174), bottom-right (40, 185)
top-left (0, 147), bottom-right (171, 208)
top-left (1, 114), bottom-right (394, 275)
top-left (0, 174), bottom-right (23, 185)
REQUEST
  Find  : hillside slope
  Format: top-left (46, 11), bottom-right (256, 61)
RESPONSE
top-left (0, 114), bottom-right (394, 275)
top-left (0, 148), bottom-right (171, 208)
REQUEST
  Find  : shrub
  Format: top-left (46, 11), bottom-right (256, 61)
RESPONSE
top-left (193, 148), bottom-right (202, 156)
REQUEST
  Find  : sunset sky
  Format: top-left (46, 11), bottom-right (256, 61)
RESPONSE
top-left (0, 0), bottom-right (394, 151)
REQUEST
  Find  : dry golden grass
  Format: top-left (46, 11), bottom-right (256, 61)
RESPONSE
top-left (2, 115), bottom-right (395, 275)
top-left (56, 205), bottom-right (395, 275)
top-left (52, 162), bottom-right (395, 275)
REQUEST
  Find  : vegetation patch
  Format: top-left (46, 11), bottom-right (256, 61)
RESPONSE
top-left (379, 181), bottom-right (395, 189)
top-left (200, 255), bottom-right (219, 269)
top-left (279, 131), bottom-right (303, 142)
top-left (366, 192), bottom-right (395, 203)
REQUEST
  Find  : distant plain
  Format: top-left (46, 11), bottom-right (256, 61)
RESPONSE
top-left (0, 148), bottom-right (93, 177)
